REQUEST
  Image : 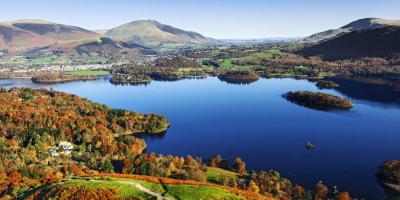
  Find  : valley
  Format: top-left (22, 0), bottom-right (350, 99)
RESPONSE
top-left (0, 7), bottom-right (400, 200)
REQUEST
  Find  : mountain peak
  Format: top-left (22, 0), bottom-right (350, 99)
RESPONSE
top-left (1, 19), bottom-right (53, 26)
top-left (128, 19), bottom-right (158, 24)
top-left (303, 17), bottom-right (400, 43)
top-left (341, 17), bottom-right (400, 31)
top-left (104, 19), bottom-right (217, 46)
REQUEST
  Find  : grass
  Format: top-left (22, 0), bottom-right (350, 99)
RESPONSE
top-left (0, 55), bottom-right (110, 66)
top-left (42, 179), bottom-right (151, 199)
top-left (164, 184), bottom-right (241, 200)
top-left (106, 177), bottom-right (165, 193)
top-left (31, 55), bottom-right (59, 65)
top-left (219, 49), bottom-right (285, 70)
top-left (64, 70), bottom-right (110, 76)
top-left (33, 176), bottom-right (243, 200)
top-left (109, 176), bottom-right (242, 200)
top-left (28, 179), bottom-right (151, 199)
top-left (269, 73), bottom-right (296, 78)
top-left (115, 177), bottom-right (241, 200)
top-left (205, 167), bottom-right (240, 185)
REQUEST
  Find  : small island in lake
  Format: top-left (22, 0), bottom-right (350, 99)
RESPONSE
top-left (32, 73), bottom-right (98, 84)
top-left (316, 80), bottom-right (339, 89)
top-left (376, 160), bottom-right (400, 197)
top-left (218, 71), bottom-right (260, 84)
top-left (110, 74), bottom-right (152, 85)
top-left (283, 91), bottom-right (353, 110)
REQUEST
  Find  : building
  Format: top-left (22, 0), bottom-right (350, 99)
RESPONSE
top-left (48, 141), bottom-right (74, 157)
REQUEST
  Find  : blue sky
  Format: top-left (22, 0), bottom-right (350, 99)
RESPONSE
top-left (1, 0), bottom-right (400, 39)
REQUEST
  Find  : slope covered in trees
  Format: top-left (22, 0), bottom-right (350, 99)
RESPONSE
top-left (0, 88), bottom-right (169, 137)
top-left (0, 87), bottom-right (169, 198)
top-left (377, 160), bottom-right (400, 198)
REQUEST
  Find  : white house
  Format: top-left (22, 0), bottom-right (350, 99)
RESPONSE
top-left (49, 141), bottom-right (73, 157)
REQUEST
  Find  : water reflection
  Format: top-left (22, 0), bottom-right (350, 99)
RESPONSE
top-left (325, 76), bottom-right (400, 105)
top-left (135, 131), bottom-right (168, 141)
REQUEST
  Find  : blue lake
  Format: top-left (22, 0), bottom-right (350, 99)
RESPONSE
top-left (1, 76), bottom-right (399, 199)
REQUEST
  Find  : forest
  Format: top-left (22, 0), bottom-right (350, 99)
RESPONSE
top-left (376, 160), bottom-right (400, 198)
top-left (315, 80), bottom-right (339, 89)
top-left (283, 91), bottom-right (353, 110)
top-left (32, 73), bottom-right (98, 84)
top-left (218, 71), bottom-right (260, 84)
top-left (0, 87), bottom-right (169, 198)
top-left (110, 56), bottom-right (208, 84)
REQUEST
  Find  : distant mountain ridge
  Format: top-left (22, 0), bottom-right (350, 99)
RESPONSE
top-left (299, 26), bottom-right (400, 60)
top-left (303, 18), bottom-right (400, 43)
top-left (0, 19), bottom-right (100, 52)
top-left (104, 20), bottom-right (218, 46)
top-left (341, 18), bottom-right (400, 31)
top-left (0, 19), bottom-right (219, 55)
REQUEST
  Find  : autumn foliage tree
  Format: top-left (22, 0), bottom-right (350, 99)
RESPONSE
top-left (233, 157), bottom-right (246, 173)
top-left (209, 155), bottom-right (223, 167)
top-left (335, 192), bottom-right (351, 200)
top-left (314, 181), bottom-right (329, 200)
top-left (248, 180), bottom-right (260, 194)
top-left (293, 184), bottom-right (306, 200)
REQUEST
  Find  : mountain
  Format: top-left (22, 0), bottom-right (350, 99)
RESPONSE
top-left (0, 19), bottom-right (100, 52)
top-left (303, 18), bottom-right (400, 43)
top-left (74, 37), bottom-right (156, 56)
top-left (24, 37), bottom-right (156, 58)
top-left (299, 26), bottom-right (400, 60)
top-left (104, 20), bottom-right (218, 46)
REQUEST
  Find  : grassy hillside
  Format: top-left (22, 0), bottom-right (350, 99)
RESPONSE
top-left (205, 167), bottom-right (241, 185)
top-left (0, 19), bottom-right (100, 52)
top-left (220, 49), bottom-right (285, 70)
top-left (25, 176), bottom-right (244, 200)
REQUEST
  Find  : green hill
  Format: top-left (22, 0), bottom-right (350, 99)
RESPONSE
top-left (24, 176), bottom-right (243, 200)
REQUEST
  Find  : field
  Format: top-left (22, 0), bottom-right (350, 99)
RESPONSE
top-left (25, 176), bottom-right (243, 200)
top-left (219, 49), bottom-right (285, 70)
top-left (0, 55), bottom-right (110, 66)
top-left (205, 167), bottom-right (241, 185)
top-left (64, 70), bottom-right (110, 76)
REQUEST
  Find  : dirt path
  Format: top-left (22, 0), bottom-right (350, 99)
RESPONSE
top-left (115, 180), bottom-right (172, 200)
top-left (88, 179), bottom-right (172, 200)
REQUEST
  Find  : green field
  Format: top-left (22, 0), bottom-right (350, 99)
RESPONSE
top-left (64, 70), bottom-right (110, 76)
top-left (164, 184), bottom-right (240, 200)
top-left (0, 55), bottom-right (110, 66)
top-left (26, 176), bottom-right (242, 200)
top-left (205, 167), bottom-right (241, 185)
top-left (59, 179), bottom-right (151, 199)
top-left (220, 49), bottom-right (285, 70)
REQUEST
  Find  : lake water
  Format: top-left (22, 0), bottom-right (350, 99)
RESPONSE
top-left (1, 76), bottom-right (399, 199)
